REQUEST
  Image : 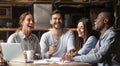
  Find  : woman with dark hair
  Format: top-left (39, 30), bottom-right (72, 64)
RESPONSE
top-left (7, 12), bottom-right (40, 60)
top-left (64, 18), bottom-right (98, 57)
top-left (76, 18), bottom-right (98, 55)
top-left (61, 10), bottom-right (120, 66)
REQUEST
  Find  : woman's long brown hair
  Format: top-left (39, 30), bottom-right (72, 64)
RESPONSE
top-left (15, 12), bottom-right (33, 33)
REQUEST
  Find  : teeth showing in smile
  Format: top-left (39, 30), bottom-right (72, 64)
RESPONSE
top-left (28, 25), bottom-right (33, 28)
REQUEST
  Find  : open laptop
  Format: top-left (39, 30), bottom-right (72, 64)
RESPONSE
top-left (1, 43), bottom-right (26, 62)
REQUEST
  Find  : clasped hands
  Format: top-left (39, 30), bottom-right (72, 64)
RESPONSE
top-left (47, 44), bottom-right (77, 62)
top-left (60, 49), bottom-right (77, 62)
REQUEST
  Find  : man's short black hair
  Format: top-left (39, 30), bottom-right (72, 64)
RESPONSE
top-left (100, 9), bottom-right (115, 27)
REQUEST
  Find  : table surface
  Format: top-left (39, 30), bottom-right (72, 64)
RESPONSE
top-left (6, 62), bottom-right (91, 66)
top-left (0, 55), bottom-right (91, 66)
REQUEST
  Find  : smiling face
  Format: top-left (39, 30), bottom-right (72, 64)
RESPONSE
top-left (50, 13), bottom-right (63, 29)
top-left (94, 12), bottom-right (105, 31)
top-left (20, 14), bottom-right (34, 32)
top-left (77, 22), bottom-right (85, 38)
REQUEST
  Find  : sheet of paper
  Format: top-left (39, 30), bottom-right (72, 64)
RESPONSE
top-left (33, 57), bottom-right (89, 65)
top-left (33, 59), bottom-right (52, 64)
top-left (50, 57), bottom-right (61, 62)
top-left (33, 57), bottom-right (60, 64)
top-left (56, 61), bottom-right (89, 65)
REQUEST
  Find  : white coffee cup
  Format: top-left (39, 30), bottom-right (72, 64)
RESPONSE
top-left (26, 50), bottom-right (35, 61)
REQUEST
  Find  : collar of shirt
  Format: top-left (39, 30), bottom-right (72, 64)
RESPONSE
top-left (18, 31), bottom-right (33, 40)
top-left (100, 27), bottom-right (114, 40)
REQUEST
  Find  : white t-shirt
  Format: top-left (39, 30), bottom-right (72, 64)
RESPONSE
top-left (40, 28), bottom-right (75, 58)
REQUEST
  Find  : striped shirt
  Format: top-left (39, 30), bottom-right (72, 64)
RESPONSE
top-left (7, 31), bottom-right (40, 54)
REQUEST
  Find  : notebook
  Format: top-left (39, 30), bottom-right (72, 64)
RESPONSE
top-left (1, 43), bottom-right (26, 62)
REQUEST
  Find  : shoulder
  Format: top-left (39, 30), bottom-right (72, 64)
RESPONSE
top-left (86, 36), bottom-right (97, 44)
top-left (63, 28), bottom-right (74, 34)
top-left (41, 31), bottom-right (51, 38)
top-left (106, 27), bottom-right (117, 37)
top-left (30, 33), bottom-right (39, 39)
top-left (101, 27), bottom-right (117, 41)
top-left (42, 31), bottom-right (50, 36)
top-left (7, 32), bottom-right (19, 43)
top-left (88, 36), bottom-right (97, 40)
top-left (86, 36), bottom-right (97, 43)
top-left (8, 32), bottom-right (19, 38)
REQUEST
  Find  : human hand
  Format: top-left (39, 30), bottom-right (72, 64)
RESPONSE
top-left (24, 50), bottom-right (38, 60)
top-left (48, 44), bottom-right (56, 55)
top-left (23, 51), bottom-right (27, 59)
top-left (0, 45), bottom-right (2, 53)
top-left (32, 54), bottom-right (39, 60)
top-left (60, 53), bottom-right (74, 62)
top-left (67, 49), bottom-right (77, 57)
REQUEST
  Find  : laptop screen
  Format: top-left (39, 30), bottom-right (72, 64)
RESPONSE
top-left (1, 43), bottom-right (26, 62)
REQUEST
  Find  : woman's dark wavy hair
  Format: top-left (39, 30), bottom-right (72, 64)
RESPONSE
top-left (78, 18), bottom-right (99, 43)
top-left (78, 17), bottom-right (93, 38)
